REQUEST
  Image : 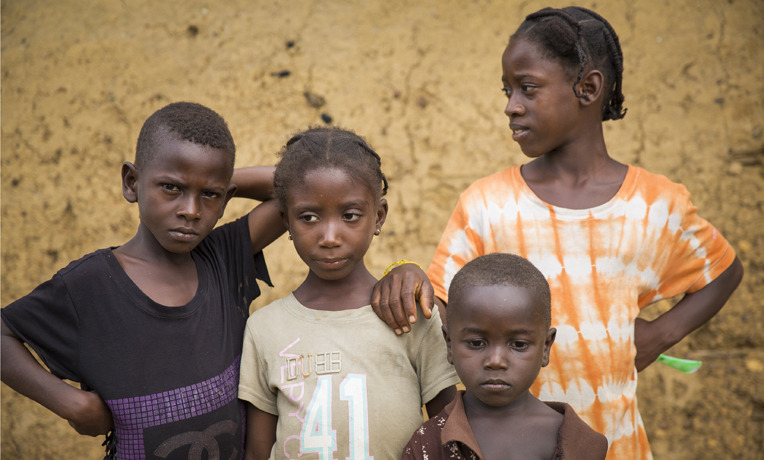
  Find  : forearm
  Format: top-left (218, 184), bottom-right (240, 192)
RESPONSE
top-left (635, 256), bottom-right (744, 370)
top-left (1, 320), bottom-right (86, 420)
top-left (232, 166), bottom-right (275, 202)
top-left (424, 386), bottom-right (457, 418)
top-left (244, 402), bottom-right (278, 460)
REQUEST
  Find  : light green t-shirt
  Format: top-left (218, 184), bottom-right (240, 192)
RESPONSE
top-left (239, 293), bottom-right (459, 460)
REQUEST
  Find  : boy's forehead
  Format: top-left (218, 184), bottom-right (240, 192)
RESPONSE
top-left (452, 284), bottom-right (545, 325)
top-left (147, 136), bottom-right (234, 173)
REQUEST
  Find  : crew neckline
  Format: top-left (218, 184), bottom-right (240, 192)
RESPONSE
top-left (103, 248), bottom-right (208, 318)
top-left (512, 164), bottom-right (639, 220)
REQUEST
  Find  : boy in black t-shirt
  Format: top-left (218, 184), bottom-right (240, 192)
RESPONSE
top-left (1, 102), bottom-right (285, 460)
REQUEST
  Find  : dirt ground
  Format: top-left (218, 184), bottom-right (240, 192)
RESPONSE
top-left (1, 0), bottom-right (763, 458)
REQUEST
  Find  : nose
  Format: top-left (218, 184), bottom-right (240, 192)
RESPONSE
top-left (177, 194), bottom-right (202, 221)
top-left (504, 93), bottom-right (525, 117)
top-left (318, 220), bottom-right (341, 248)
top-left (484, 345), bottom-right (508, 370)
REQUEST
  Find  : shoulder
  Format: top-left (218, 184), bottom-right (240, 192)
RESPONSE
top-left (56, 248), bottom-right (113, 278)
top-left (545, 402), bottom-right (608, 460)
top-left (402, 408), bottom-right (451, 460)
top-left (460, 166), bottom-right (520, 200)
top-left (629, 165), bottom-right (691, 201)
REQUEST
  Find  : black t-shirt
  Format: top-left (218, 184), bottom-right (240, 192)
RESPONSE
top-left (2, 216), bottom-right (271, 460)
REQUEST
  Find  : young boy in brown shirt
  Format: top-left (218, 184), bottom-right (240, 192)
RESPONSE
top-left (402, 253), bottom-right (607, 460)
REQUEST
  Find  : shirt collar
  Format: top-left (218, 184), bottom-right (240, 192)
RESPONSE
top-left (440, 391), bottom-right (484, 459)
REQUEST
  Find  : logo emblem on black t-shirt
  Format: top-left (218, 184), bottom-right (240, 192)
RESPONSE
top-left (154, 420), bottom-right (238, 460)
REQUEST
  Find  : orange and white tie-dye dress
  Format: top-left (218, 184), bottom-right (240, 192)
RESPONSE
top-left (427, 165), bottom-right (736, 460)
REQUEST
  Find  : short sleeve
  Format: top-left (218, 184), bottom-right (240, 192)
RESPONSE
top-left (639, 186), bottom-right (736, 306)
top-left (414, 307), bottom-right (460, 404)
top-left (427, 196), bottom-right (485, 303)
top-left (197, 216), bottom-right (272, 317)
top-left (238, 319), bottom-right (278, 415)
top-left (1, 274), bottom-right (81, 382)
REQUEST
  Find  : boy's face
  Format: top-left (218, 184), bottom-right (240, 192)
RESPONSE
top-left (444, 284), bottom-right (555, 408)
top-left (122, 136), bottom-right (236, 254)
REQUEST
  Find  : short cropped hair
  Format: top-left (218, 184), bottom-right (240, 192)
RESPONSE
top-left (135, 102), bottom-right (236, 175)
top-left (447, 253), bottom-right (552, 329)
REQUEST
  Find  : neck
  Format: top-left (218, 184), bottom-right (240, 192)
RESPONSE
top-left (462, 390), bottom-right (535, 420)
top-left (294, 261), bottom-right (378, 311)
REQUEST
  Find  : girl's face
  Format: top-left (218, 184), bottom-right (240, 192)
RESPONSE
top-left (501, 39), bottom-right (582, 158)
top-left (283, 167), bottom-right (387, 281)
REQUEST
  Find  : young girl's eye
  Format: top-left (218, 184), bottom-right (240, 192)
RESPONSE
top-left (343, 212), bottom-right (362, 221)
top-left (521, 85), bottom-right (535, 93)
top-left (299, 214), bottom-right (319, 223)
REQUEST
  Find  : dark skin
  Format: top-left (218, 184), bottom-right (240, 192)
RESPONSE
top-left (1, 137), bottom-right (285, 437)
top-left (371, 38), bottom-right (744, 372)
top-left (244, 168), bottom-right (456, 460)
top-left (444, 285), bottom-right (560, 460)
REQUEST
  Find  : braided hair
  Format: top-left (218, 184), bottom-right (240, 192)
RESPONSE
top-left (273, 126), bottom-right (388, 212)
top-left (513, 6), bottom-right (627, 121)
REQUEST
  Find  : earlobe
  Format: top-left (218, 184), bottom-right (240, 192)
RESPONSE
top-left (442, 325), bottom-right (454, 365)
top-left (121, 162), bottom-right (139, 203)
top-left (542, 327), bottom-right (557, 367)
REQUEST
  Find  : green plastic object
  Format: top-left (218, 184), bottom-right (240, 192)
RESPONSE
top-left (656, 354), bottom-right (702, 374)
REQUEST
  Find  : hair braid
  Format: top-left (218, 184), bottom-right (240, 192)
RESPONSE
top-left (273, 126), bottom-right (389, 212)
top-left (514, 6), bottom-right (627, 121)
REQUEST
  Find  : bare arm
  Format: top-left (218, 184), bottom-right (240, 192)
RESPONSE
top-left (230, 166), bottom-right (287, 254)
top-left (1, 319), bottom-right (112, 436)
top-left (424, 386), bottom-right (457, 419)
top-left (243, 402), bottom-right (278, 460)
top-left (634, 256), bottom-right (744, 371)
top-left (370, 264), bottom-right (437, 335)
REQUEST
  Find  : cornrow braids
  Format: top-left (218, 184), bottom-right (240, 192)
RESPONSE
top-left (513, 6), bottom-right (627, 121)
top-left (273, 126), bottom-right (388, 212)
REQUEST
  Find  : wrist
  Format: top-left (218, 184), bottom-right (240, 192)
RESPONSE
top-left (383, 259), bottom-right (422, 276)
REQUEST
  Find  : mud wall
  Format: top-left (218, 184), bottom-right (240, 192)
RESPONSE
top-left (2, 0), bottom-right (763, 458)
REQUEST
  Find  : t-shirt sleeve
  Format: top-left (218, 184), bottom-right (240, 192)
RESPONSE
top-left (1, 273), bottom-right (81, 382)
top-left (414, 307), bottom-right (460, 404)
top-left (238, 319), bottom-right (278, 415)
top-left (639, 185), bottom-right (736, 306)
top-left (427, 195), bottom-right (485, 303)
top-left (200, 216), bottom-right (273, 316)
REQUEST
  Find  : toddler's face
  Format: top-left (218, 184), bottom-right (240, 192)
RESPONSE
top-left (445, 284), bottom-right (555, 408)
top-left (284, 167), bottom-right (387, 281)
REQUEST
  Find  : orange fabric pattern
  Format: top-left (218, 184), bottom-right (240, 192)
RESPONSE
top-left (427, 165), bottom-right (735, 460)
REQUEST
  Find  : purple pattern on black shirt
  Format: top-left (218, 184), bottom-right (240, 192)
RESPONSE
top-left (106, 355), bottom-right (241, 460)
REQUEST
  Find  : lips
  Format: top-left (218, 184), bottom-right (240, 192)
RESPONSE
top-left (315, 258), bottom-right (348, 269)
top-left (169, 228), bottom-right (199, 242)
top-left (481, 379), bottom-right (511, 390)
top-left (509, 123), bottom-right (529, 141)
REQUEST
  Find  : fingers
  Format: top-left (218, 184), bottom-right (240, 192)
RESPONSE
top-left (386, 273), bottom-right (412, 333)
top-left (418, 277), bottom-right (435, 320)
top-left (371, 280), bottom-right (407, 334)
top-left (399, 271), bottom-right (420, 325)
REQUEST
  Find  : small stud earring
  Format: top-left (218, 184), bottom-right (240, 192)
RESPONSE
top-left (288, 232), bottom-right (292, 240)
top-left (374, 228), bottom-right (380, 236)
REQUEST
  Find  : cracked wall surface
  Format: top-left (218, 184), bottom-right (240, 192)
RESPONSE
top-left (2, 0), bottom-right (763, 458)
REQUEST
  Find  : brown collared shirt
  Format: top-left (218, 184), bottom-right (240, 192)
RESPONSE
top-left (401, 391), bottom-right (608, 460)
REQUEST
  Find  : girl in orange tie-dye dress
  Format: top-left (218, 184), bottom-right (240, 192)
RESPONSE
top-left (375, 7), bottom-right (744, 460)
